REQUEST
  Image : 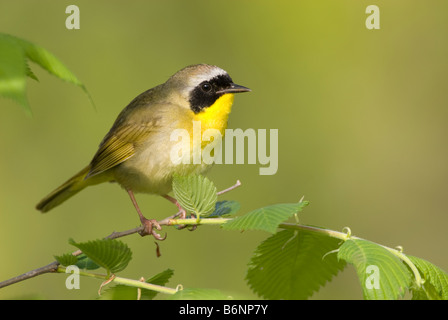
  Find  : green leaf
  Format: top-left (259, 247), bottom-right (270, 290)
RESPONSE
top-left (75, 253), bottom-right (101, 270)
top-left (170, 288), bottom-right (230, 300)
top-left (407, 255), bottom-right (448, 300)
top-left (337, 239), bottom-right (412, 300)
top-left (98, 283), bottom-right (138, 300)
top-left (209, 200), bottom-right (240, 218)
top-left (0, 34), bottom-right (29, 113)
top-left (16, 38), bottom-right (83, 87)
top-left (54, 253), bottom-right (78, 267)
top-left (54, 252), bottom-right (101, 270)
top-left (100, 269), bottom-right (175, 300)
top-left (141, 269), bottom-right (175, 300)
top-left (222, 201), bottom-right (309, 233)
top-left (0, 33), bottom-right (93, 113)
top-left (246, 229), bottom-right (346, 299)
top-left (69, 238), bottom-right (132, 274)
top-left (172, 174), bottom-right (217, 217)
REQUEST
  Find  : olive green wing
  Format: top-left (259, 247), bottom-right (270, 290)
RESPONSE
top-left (86, 123), bottom-right (154, 178)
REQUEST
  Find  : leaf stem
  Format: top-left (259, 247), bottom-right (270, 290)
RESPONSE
top-left (279, 222), bottom-right (423, 288)
top-left (57, 266), bottom-right (178, 295)
top-left (383, 247), bottom-right (424, 288)
top-left (279, 223), bottom-right (352, 241)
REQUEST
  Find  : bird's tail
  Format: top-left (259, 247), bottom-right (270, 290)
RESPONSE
top-left (36, 165), bottom-right (94, 213)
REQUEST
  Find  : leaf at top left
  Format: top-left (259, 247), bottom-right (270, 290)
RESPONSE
top-left (0, 33), bottom-right (92, 114)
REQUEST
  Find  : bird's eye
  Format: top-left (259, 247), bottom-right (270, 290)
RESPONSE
top-left (201, 82), bottom-right (212, 92)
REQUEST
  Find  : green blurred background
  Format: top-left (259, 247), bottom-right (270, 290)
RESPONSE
top-left (1, 0), bottom-right (447, 300)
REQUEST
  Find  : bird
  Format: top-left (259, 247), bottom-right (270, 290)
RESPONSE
top-left (36, 64), bottom-right (251, 239)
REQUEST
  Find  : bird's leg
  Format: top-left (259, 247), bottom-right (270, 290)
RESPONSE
top-left (162, 194), bottom-right (198, 230)
top-left (127, 189), bottom-right (166, 240)
top-left (162, 194), bottom-right (187, 219)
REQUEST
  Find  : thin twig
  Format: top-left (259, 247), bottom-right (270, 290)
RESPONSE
top-left (105, 226), bottom-right (145, 240)
top-left (217, 180), bottom-right (241, 196)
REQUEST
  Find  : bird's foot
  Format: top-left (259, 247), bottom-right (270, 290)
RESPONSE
top-left (139, 218), bottom-right (166, 240)
top-left (176, 211), bottom-right (198, 231)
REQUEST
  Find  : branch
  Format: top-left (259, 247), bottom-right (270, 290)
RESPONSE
top-left (0, 261), bottom-right (59, 289)
top-left (0, 180), bottom-right (242, 290)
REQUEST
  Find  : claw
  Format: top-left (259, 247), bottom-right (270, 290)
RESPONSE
top-left (152, 230), bottom-right (167, 241)
top-left (187, 225), bottom-right (197, 232)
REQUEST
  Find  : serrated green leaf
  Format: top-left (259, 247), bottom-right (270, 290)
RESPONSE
top-left (337, 239), bottom-right (412, 300)
top-left (222, 201), bottom-right (309, 233)
top-left (407, 255), bottom-right (448, 300)
top-left (100, 269), bottom-right (175, 300)
top-left (170, 288), bottom-right (230, 300)
top-left (54, 253), bottom-right (78, 267)
top-left (172, 174), bottom-right (217, 217)
top-left (246, 229), bottom-right (346, 299)
top-left (69, 238), bottom-right (132, 274)
top-left (208, 200), bottom-right (240, 218)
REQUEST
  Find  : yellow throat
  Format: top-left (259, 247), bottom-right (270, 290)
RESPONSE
top-left (193, 93), bottom-right (235, 136)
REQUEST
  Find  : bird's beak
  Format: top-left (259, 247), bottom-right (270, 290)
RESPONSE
top-left (216, 83), bottom-right (251, 94)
